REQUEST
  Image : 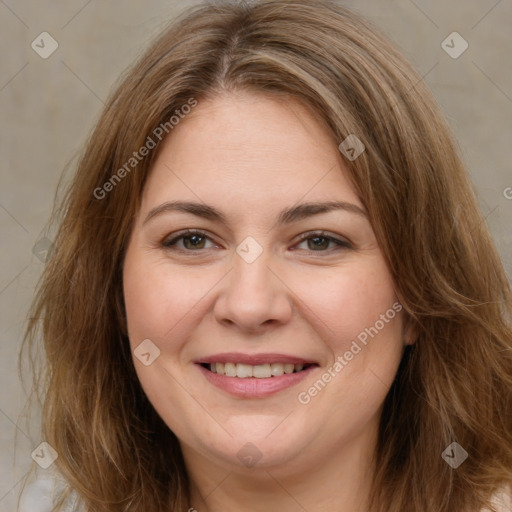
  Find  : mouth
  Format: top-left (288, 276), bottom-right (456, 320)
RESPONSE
top-left (199, 362), bottom-right (317, 378)
top-left (195, 353), bottom-right (319, 398)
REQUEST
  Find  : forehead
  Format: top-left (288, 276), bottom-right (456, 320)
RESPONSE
top-left (142, 91), bottom-right (363, 215)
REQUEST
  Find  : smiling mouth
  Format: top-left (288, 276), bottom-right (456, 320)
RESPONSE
top-left (200, 362), bottom-right (317, 378)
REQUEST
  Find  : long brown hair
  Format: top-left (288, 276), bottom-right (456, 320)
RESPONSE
top-left (21, 0), bottom-right (512, 510)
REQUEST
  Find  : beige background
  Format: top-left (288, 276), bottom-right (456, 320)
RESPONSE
top-left (0, 0), bottom-right (511, 509)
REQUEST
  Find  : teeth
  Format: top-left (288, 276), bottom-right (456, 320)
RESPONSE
top-left (207, 362), bottom-right (309, 378)
top-left (224, 362), bottom-right (237, 377)
top-left (236, 363), bottom-right (253, 378)
top-left (283, 363), bottom-right (295, 374)
top-left (270, 363), bottom-right (284, 376)
top-left (253, 364), bottom-right (271, 378)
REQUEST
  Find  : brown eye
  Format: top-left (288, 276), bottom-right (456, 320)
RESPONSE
top-left (163, 230), bottom-right (216, 251)
top-left (307, 236), bottom-right (330, 250)
top-left (182, 234), bottom-right (207, 250)
top-left (294, 232), bottom-right (352, 252)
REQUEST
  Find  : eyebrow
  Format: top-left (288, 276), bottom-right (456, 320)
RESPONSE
top-left (143, 200), bottom-right (368, 226)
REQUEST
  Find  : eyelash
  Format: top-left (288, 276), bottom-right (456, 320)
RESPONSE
top-left (161, 229), bottom-right (352, 255)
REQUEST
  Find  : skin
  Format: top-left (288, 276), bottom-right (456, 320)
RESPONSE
top-left (123, 91), bottom-right (415, 512)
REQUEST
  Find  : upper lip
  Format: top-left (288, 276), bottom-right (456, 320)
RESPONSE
top-left (195, 353), bottom-right (318, 366)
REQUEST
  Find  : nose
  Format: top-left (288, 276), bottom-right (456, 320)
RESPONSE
top-left (213, 249), bottom-right (293, 334)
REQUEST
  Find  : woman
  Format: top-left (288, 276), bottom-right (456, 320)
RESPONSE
top-left (21, 0), bottom-right (512, 510)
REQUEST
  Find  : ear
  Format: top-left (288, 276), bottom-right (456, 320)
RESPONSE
top-left (402, 312), bottom-right (419, 346)
top-left (394, 290), bottom-right (419, 346)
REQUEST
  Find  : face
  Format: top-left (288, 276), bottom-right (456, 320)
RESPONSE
top-left (123, 91), bottom-right (412, 476)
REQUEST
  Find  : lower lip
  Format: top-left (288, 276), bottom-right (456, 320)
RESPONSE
top-left (196, 364), bottom-right (317, 398)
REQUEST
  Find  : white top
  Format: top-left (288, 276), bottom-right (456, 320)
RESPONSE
top-left (481, 486), bottom-right (512, 511)
top-left (18, 473), bottom-right (81, 512)
top-left (18, 473), bottom-right (511, 511)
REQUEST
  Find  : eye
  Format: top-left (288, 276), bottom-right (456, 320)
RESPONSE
top-left (293, 231), bottom-right (352, 252)
top-left (162, 230), bottom-right (218, 252)
top-left (161, 229), bottom-right (352, 255)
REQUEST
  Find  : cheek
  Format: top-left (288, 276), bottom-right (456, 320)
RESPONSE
top-left (122, 254), bottom-right (220, 345)
top-left (122, 252), bottom-right (216, 434)
top-left (290, 264), bottom-right (404, 436)
top-left (288, 258), bottom-right (400, 353)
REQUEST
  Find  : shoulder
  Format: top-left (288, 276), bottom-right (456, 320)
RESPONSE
top-left (18, 471), bottom-right (82, 512)
top-left (481, 485), bottom-right (512, 512)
